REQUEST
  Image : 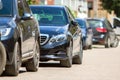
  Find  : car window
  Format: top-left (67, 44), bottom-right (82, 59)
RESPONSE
top-left (23, 0), bottom-right (31, 14)
top-left (65, 7), bottom-right (74, 21)
top-left (30, 6), bottom-right (68, 26)
top-left (76, 19), bottom-right (86, 28)
top-left (0, 0), bottom-right (13, 16)
top-left (87, 20), bottom-right (103, 28)
top-left (104, 19), bottom-right (113, 30)
top-left (18, 0), bottom-right (24, 17)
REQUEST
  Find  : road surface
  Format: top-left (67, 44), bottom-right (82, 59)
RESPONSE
top-left (1, 45), bottom-right (120, 80)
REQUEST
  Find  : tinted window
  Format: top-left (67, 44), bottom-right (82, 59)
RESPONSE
top-left (76, 19), bottom-right (86, 28)
top-left (23, 0), bottom-right (31, 13)
top-left (104, 19), bottom-right (113, 30)
top-left (87, 20), bottom-right (103, 28)
top-left (0, 0), bottom-right (13, 16)
top-left (18, 0), bottom-right (24, 17)
top-left (30, 6), bottom-right (68, 26)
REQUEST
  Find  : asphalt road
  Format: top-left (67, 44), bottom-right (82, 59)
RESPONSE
top-left (1, 45), bottom-right (120, 80)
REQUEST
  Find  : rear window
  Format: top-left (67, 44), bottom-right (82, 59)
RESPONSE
top-left (30, 6), bottom-right (68, 26)
top-left (87, 20), bottom-right (103, 28)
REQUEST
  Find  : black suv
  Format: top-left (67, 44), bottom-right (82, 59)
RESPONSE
top-left (30, 5), bottom-right (83, 67)
top-left (0, 0), bottom-right (40, 76)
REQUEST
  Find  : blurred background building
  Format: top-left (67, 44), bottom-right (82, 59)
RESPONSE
top-left (31, 0), bottom-right (116, 22)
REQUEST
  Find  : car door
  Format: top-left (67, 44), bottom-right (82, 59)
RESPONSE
top-left (17, 0), bottom-right (35, 55)
top-left (66, 7), bottom-right (81, 55)
top-left (104, 19), bottom-right (116, 43)
top-left (17, 0), bottom-right (29, 54)
top-left (22, 0), bottom-right (36, 53)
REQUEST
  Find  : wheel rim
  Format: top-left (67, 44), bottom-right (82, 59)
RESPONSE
top-left (113, 38), bottom-right (119, 47)
top-left (107, 38), bottom-right (111, 47)
top-left (16, 44), bottom-right (21, 73)
top-left (80, 41), bottom-right (83, 59)
top-left (68, 41), bottom-right (72, 65)
top-left (34, 43), bottom-right (39, 68)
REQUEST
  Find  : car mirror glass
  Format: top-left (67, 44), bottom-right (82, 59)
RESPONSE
top-left (71, 20), bottom-right (78, 26)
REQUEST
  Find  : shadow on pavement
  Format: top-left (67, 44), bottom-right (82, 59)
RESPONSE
top-left (1, 69), bottom-right (26, 77)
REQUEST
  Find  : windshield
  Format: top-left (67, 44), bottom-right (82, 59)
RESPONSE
top-left (87, 20), bottom-right (103, 28)
top-left (76, 19), bottom-right (86, 28)
top-left (0, 0), bottom-right (13, 16)
top-left (30, 6), bottom-right (68, 26)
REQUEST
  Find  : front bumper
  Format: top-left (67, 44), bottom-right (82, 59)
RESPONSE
top-left (40, 40), bottom-right (69, 61)
top-left (0, 36), bottom-right (16, 65)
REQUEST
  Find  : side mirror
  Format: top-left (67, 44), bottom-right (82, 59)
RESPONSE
top-left (21, 13), bottom-right (33, 20)
top-left (71, 20), bottom-right (78, 26)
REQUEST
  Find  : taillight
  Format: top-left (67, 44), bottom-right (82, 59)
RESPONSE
top-left (96, 27), bottom-right (107, 33)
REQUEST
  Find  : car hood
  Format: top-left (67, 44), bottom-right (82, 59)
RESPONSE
top-left (40, 25), bottom-right (68, 37)
top-left (0, 17), bottom-right (13, 26)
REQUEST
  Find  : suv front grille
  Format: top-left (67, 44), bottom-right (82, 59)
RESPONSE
top-left (40, 34), bottom-right (49, 45)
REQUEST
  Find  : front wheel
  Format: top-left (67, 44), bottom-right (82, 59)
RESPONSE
top-left (60, 41), bottom-right (73, 67)
top-left (5, 42), bottom-right (21, 76)
top-left (73, 40), bottom-right (83, 64)
top-left (25, 41), bottom-right (40, 72)
top-left (105, 37), bottom-right (111, 48)
top-left (0, 42), bottom-right (6, 76)
top-left (111, 37), bottom-right (119, 48)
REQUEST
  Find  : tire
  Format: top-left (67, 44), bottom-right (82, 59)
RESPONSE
top-left (5, 42), bottom-right (21, 76)
top-left (0, 42), bottom-right (6, 76)
top-left (88, 45), bottom-right (92, 49)
top-left (25, 41), bottom-right (40, 72)
top-left (105, 37), bottom-right (111, 48)
top-left (73, 40), bottom-right (83, 64)
top-left (111, 37), bottom-right (119, 48)
top-left (60, 41), bottom-right (72, 68)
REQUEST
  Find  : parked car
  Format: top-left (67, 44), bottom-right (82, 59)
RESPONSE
top-left (0, 0), bottom-right (40, 76)
top-left (30, 5), bottom-right (83, 67)
top-left (87, 18), bottom-right (119, 48)
top-left (75, 18), bottom-right (93, 49)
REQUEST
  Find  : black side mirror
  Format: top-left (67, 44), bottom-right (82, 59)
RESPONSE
top-left (21, 13), bottom-right (33, 20)
top-left (71, 20), bottom-right (78, 26)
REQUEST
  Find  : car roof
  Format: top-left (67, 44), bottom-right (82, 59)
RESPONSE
top-left (30, 5), bottom-right (66, 9)
top-left (87, 17), bottom-right (106, 21)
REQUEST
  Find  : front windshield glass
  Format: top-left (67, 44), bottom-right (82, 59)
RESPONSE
top-left (30, 6), bottom-right (68, 26)
top-left (0, 0), bottom-right (13, 16)
top-left (76, 19), bottom-right (86, 28)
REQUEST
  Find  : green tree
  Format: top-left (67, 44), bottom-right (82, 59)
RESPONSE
top-left (101, 0), bottom-right (120, 17)
top-left (27, 0), bottom-right (33, 5)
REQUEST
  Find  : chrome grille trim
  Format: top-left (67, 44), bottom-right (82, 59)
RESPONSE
top-left (40, 34), bottom-right (49, 45)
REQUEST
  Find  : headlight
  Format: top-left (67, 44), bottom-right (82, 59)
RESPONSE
top-left (49, 34), bottom-right (67, 43)
top-left (0, 28), bottom-right (12, 37)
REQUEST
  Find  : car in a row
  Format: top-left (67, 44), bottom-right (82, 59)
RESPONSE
top-left (75, 18), bottom-right (93, 49)
top-left (0, 0), bottom-right (40, 76)
top-left (87, 18), bottom-right (119, 48)
top-left (0, 2), bottom-right (84, 76)
top-left (75, 17), bottom-right (119, 49)
top-left (30, 5), bottom-right (83, 67)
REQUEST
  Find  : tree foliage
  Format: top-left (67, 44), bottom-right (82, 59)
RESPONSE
top-left (27, 0), bottom-right (33, 5)
top-left (100, 0), bottom-right (120, 17)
